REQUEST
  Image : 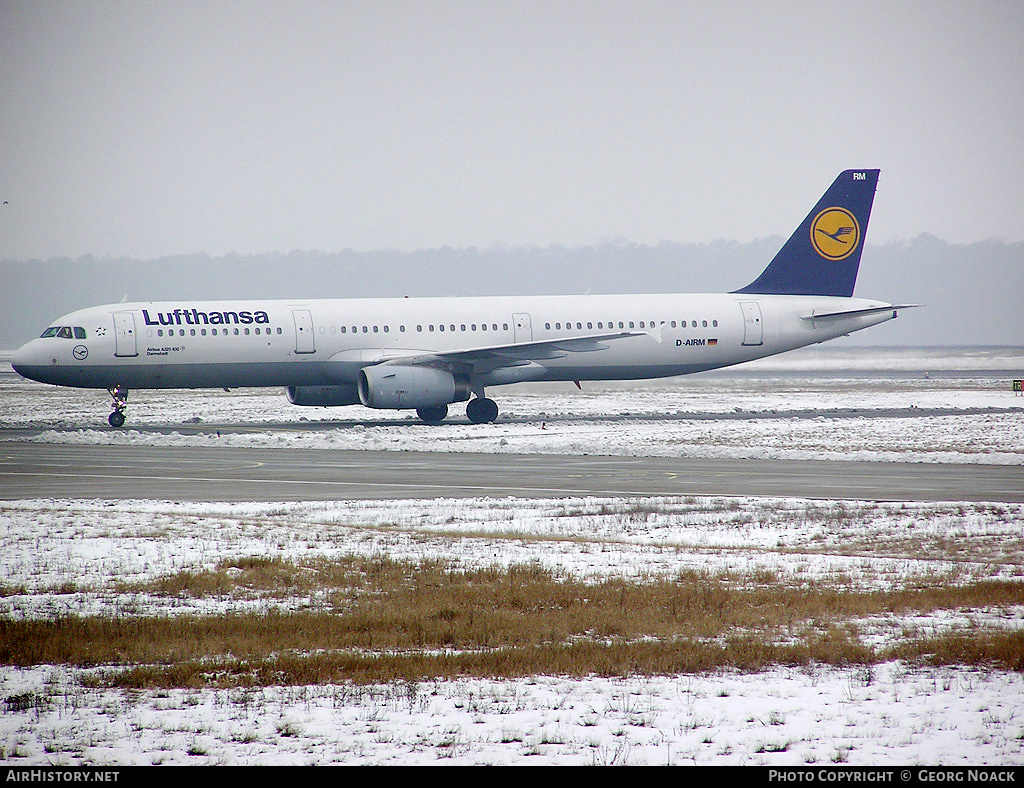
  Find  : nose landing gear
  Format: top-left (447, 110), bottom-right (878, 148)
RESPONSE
top-left (107, 385), bottom-right (127, 428)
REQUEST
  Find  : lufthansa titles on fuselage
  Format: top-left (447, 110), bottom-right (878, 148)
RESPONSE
top-left (141, 307), bottom-right (271, 327)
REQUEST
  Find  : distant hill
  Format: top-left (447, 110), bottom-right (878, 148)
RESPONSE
top-left (2, 235), bottom-right (1021, 347)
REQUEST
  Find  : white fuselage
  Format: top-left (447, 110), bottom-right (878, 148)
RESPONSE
top-left (12, 292), bottom-right (897, 394)
top-left (10, 168), bottom-right (903, 424)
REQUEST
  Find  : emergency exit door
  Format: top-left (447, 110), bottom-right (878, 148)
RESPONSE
top-left (513, 313), bottom-right (533, 343)
top-left (293, 309), bottom-right (315, 354)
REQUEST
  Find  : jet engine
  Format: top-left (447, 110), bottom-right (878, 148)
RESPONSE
top-left (357, 365), bottom-right (470, 409)
top-left (286, 384), bottom-right (360, 407)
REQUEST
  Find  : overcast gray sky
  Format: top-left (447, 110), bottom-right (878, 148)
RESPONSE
top-left (1, 0), bottom-right (1022, 260)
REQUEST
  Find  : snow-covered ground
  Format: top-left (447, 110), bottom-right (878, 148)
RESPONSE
top-left (4, 662), bottom-right (1023, 765)
top-left (2, 347), bottom-right (1023, 765)
top-left (2, 495), bottom-right (1023, 766)
top-left (3, 346), bottom-right (1024, 465)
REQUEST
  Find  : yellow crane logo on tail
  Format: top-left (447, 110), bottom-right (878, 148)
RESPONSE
top-left (810, 207), bottom-right (860, 261)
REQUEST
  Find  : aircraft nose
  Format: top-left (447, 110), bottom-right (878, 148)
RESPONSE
top-left (11, 342), bottom-right (31, 377)
top-left (11, 340), bottom-right (46, 381)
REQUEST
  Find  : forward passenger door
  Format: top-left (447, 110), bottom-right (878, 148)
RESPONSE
top-left (113, 312), bottom-right (138, 357)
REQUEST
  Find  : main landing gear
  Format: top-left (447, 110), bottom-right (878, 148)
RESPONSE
top-left (107, 385), bottom-right (127, 428)
top-left (414, 396), bottom-right (500, 425)
top-left (466, 396), bottom-right (499, 424)
top-left (415, 404), bottom-right (448, 424)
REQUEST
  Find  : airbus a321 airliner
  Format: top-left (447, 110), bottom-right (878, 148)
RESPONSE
top-left (13, 169), bottom-right (914, 427)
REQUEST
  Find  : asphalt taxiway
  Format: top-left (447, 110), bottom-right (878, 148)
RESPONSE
top-left (1, 441), bottom-right (1021, 503)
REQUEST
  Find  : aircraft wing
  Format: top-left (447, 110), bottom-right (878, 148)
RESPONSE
top-left (373, 330), bottom-right (651, 375)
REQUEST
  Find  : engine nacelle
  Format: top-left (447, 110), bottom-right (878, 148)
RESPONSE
top-left (286, 384), bottom-right (360, 407)
top-left (357, 365), bottom-right (470, 409)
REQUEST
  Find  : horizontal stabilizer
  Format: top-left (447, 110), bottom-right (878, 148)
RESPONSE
top-left (800, 304), bottom-right (922, 321)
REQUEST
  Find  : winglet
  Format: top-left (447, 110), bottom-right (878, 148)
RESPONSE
top-left (733, 169), bottom-right (880, 297)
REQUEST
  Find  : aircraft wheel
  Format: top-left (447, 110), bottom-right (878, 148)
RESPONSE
top-left (416, 404), bottom-right (448, 424)
top-left (108, 411), bottom-right (126, 428)
top-left (466, 397), bottom-right (499, 424)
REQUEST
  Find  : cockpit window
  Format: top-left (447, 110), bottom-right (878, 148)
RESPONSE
top-left (39, 326), bottom-right (81, 339)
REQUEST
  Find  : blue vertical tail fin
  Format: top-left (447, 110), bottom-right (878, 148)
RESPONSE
top-left (733, 169), bottom-right (879, 297)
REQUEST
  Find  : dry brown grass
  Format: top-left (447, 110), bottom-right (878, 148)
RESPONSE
top-left (2, 554), bottom-right (1022, 687)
